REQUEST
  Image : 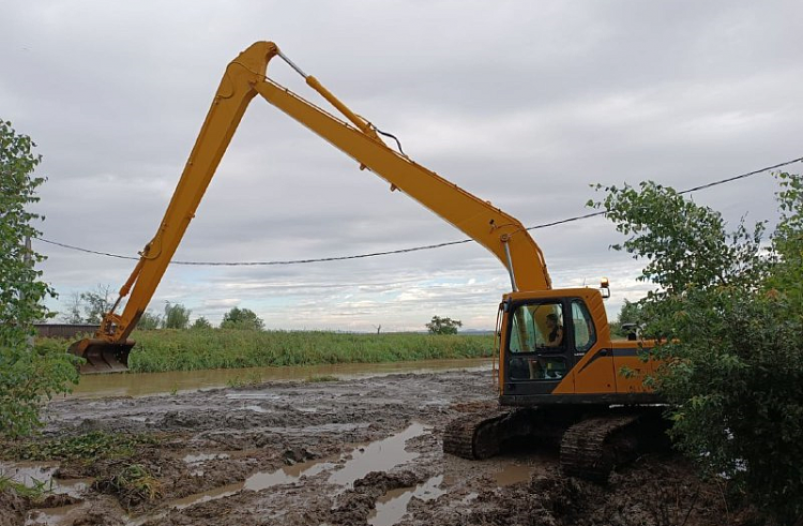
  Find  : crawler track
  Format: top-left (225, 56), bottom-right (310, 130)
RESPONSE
top-left (443, 408), bottom-right (540, 460)
top-left (559, 413), bottom-right (640, 482)
top-left (443, 408), bottom-right (512, 459)
top-left (560, 407), bottom-right (669, 482)
top-left (445, 404), bottom-right (670, 483)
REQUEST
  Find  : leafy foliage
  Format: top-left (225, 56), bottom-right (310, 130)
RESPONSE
top-left (0, 121), bottom-right (78, 438)
top-left (0, 340), bottom-right (80, 438)
top-left (163, 303), bottom-right (190, 329)
top-left (220, 307), bottom-right (264, 331)
top-left (190, 316), bottom-right (212, 330)
top-left (94, 463), bottom-right (162, 509)
top-left (78, 284), bottom-right (113, 324)
top-left (0, 120), bottom-right (53, 346)
top-left (5, 431), bottom-right (157, 462)
top-left (61, 292), bottom-right (85, 324)
top-left (92, 329), bottom-right (494, 372)
top-left (593, 173), bottom-right (803, 524)
top-left (653, 289), bottom-right (803, 523)
top-left (137, 311), bottom-right (162, 330)
top-left (426, 315), bottom-right (463, 335)
top-left (767, 172), bottom-right (803, 304)
top-left (0, 474), bottom-right (51, 499)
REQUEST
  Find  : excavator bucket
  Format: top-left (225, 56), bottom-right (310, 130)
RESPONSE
top-left (69, 338), bottom-right (133, 374)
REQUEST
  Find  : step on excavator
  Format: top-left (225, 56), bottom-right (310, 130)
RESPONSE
top-left (69, 42), bottom-right (668, 480)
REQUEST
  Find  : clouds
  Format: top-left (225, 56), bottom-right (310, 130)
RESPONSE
top-left (2, 0), bottom-right (801, 331)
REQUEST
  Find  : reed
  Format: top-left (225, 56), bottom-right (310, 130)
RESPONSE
top-left (115, 329), bottom-right (494, 373)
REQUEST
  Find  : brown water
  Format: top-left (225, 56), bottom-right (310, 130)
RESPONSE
top-left (120, 423), bottom-right (429, 525)
top-left (0, 461), bottom-right (90, 498)
top-left (26, 502), bottom-right (89, 526)
top-left (65, 358), bottom-right (493, 399)
top-left (491, 463), bottom-right (536, 486)
top-left (368, 475), bottom-right (445, 526)
top-left (328, 423), bottom-right (427, 488)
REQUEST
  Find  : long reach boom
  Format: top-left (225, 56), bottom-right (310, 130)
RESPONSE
top-left (70, 41), bottom-right (551, 373)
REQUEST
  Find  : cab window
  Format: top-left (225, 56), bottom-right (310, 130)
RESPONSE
top-left (571, 300), bottom-right (596, 354)
top-left (507, 302), bottom-right (567, 381)
top-left (508, 302), bottom-right (563, 353)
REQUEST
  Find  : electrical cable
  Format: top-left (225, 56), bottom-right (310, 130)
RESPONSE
top-left (375, 128), bottom-right (406, 156)
top-left (34, 155), bottom-right (803, 266)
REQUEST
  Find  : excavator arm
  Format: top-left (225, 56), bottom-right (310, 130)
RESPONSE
top-left (71, 41), bottom-right (551, 373)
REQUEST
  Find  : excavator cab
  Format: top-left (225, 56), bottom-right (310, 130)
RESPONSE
top-left (69, 338), bottom-right (133, 374)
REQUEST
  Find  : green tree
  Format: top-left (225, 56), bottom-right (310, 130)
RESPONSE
top-left (163, 303), bottom-right (191, 329)
top-left (592, 173), bottom-right (803, 524)
top-left (79, 284), bottom-right (113, 324)
top-left (426, 315), bottom-right (462, 335)
top-left (0, 120), bottom-right (78, 438)
top-left (190, 316), bottom-right (213, 330)
top-left (767, 172), bottom-right (803, 304)
top-left (221, 307), bottom-right (264, 331)
top-left (61, 292), bottom-right (85, 324)
top-left (137, 311), bottom-right (162, 331)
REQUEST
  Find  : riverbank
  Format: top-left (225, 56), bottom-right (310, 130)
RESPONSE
top-left (44, 330), bottom-right (495, 373)
top-left (65, 357), bottom-right (493, 399)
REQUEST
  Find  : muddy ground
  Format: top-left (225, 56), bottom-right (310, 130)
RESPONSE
top-left (1, 369), bottom-right (747, 526)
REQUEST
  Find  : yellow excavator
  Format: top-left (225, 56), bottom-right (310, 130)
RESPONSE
top-left (70, 42), bottom-right (665, 480)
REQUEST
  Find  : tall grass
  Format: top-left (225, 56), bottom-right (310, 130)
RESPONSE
top-left (121, 330), bottom-right (494, 373)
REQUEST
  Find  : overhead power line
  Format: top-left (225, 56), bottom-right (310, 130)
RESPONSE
top-left (35, 155), bottom-right (803, 266)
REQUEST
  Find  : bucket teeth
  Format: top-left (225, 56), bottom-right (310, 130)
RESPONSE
top-left (69, 339), bottom-right (133, 374)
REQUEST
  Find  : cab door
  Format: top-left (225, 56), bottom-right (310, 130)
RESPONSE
top-left (557, 298), bottom-right (617, 395)
top-left (503, 300), bottom-right (573, 396)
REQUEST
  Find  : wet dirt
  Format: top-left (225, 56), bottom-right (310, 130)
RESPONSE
top-left (2, 367), bottom-right (742, 526)
top-left (65, 358), bottom-right (492, 399)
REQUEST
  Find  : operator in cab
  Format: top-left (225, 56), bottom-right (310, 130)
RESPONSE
top-left (545, 313), bottom-right (563, 347)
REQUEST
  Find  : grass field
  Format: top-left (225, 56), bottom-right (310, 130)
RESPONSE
top-left (68, 329), bottom-right (495, 373)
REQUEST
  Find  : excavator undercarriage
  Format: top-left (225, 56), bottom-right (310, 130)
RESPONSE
top-left (443, 405), bottom-right (670, 482)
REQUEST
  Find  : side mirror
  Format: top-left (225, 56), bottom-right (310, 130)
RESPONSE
top-left (599, 277), bottom-right (611, 299)
top-left (621, 322), bottom-right (638, 341)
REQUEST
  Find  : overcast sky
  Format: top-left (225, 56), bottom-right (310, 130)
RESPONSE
top-left (2, 0), bottom-right (802, 331)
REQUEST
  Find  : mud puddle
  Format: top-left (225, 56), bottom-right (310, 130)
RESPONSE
top-left (24, 501), bottom-right (100, 526)
top-left (491, 463), bottom-right (538, 486)
top-left (175, 423), bottom-right (426, 505)
top-left (0, 461), bottom-right (90, 499)
top-left (328, 423), bottom-right (427, 488)
top-left (1, 462), bottom-right (94, 526)
top-left (172, 454), bottom-right (337, 510)
top-left (121, 423), bottom-right (428, 525)
top-left (368, 475), bottom-right (445, 526)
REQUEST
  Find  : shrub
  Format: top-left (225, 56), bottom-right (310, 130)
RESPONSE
top-left (593, 173), bottom-right (803, 524)
top-left (0, 120), bottom-right (78, 438)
